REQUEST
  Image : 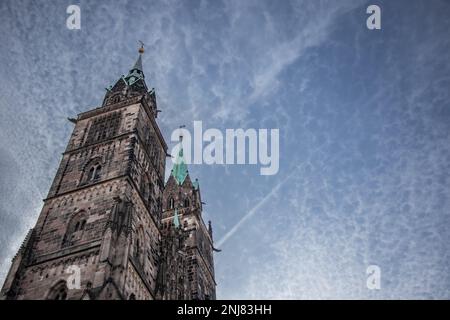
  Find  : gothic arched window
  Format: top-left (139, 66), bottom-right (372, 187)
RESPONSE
top-left (47, 281), bottom-right (68, 300)
top-left (94, 165), bottom-right (101, 180)
top-left (62, 211), bottom-right (87, 248)
top-left (82, 162), bottom-right (102, 186)
top-left (79, 219), bottom-right (86, 231)
top-left (88, 167), bottom-right (95, 180)
top-left (184, 198), bottom-right (190, 208)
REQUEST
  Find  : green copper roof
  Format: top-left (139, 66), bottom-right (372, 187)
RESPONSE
top-left (132, 54), bottom-right (143, 72)
top-left (171, 147), bottom-right (188, 185)
top-left (124, 54), bottom-right (145, 85)
top-left (192, 179), bottom-right (199, 190)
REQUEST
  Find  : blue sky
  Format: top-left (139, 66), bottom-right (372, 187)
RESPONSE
top-left (0, 0), bottom-right (449, 299)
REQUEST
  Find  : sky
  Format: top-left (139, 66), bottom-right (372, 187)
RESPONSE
top-left (0, 0), bottom-right (449, 299)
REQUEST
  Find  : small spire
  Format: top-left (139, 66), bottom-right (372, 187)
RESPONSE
top-left (172, 126), bottom-right (188, 185)
top-left (192, 178), bottom-right (199, 190)
top-left (130, 41), bottom-right (144, 73)
top-left (132, 54), bottom-right (143, 72)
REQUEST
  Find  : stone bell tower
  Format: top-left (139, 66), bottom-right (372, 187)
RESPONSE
top-left (1, 46), bottom-right (168, 300)
top-left (156, 138), bottom-right (217, 300)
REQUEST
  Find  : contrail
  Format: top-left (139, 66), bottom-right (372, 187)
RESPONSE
top-left (215, 165), bottom-right (303, 248)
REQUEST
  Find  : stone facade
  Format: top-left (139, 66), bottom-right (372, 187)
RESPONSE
top-left (0, 50), bottom-right (216, 300)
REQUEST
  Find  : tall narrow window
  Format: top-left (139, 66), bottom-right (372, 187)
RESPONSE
top-left (135, 239), bottom-right (141, 257)
top-left (88, 167), bottom-right (95, 180)
top-left (168, 197), bottom-right (174, 210)
top-left (85, 163), bottom-right (102, 183)
top-left (184, 198), bottom-right (190, 208)
top-left (93, 165), bottom-right (101, 180)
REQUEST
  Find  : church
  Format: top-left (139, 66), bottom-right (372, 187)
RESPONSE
top-left (0, 46), bottom-right (216, 300)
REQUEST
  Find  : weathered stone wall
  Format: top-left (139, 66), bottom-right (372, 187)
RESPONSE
top-left (47, 104), bottom-right (142, 198)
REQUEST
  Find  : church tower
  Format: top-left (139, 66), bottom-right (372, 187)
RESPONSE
top-left (0, 46), bottom-right (216, 300)
top-left (156, 140), bottom-right (216, 300)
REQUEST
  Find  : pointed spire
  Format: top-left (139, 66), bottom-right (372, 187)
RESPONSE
top-left (172, 146), bottom-right (188, 185)
top-left (192, 178), bottom-right (199, 190)
top-left (171, 127), bottom-right (188, 185)
top-left (126, 42), bottom-right (145, 82)
top-left (134, 40), bottom-right (144, 71)
top-left (102, 43), bottom-right (149, 106)
top-left (132, 54), bottom-right (143, 72)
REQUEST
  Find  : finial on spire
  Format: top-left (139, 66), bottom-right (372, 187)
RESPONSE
top-left (138, 40), bottom-right (145, 54)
